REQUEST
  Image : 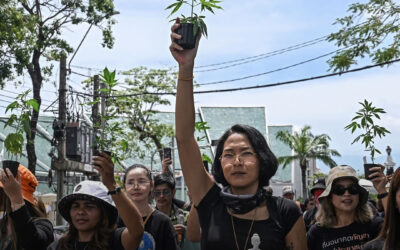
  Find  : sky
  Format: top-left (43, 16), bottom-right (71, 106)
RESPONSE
top-left (1, 0), bottom-right (399, 175)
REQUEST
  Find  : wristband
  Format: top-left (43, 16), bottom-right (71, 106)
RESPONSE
top-left (377, 192), bottom-right (388, 199)
top-left (107, 187), bottom-right (121, 195)
top-left (178, 75), bottom-right (194, 81)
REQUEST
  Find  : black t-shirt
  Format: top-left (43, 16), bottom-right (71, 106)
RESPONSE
top-left (196, 184), bottom-right (301, 250)
top-left (117, 209), bottom-right (179, 250)
top-left (46, 227), bottom-right (124, 250)
top-left (307, 216), bottom-right (383, 250)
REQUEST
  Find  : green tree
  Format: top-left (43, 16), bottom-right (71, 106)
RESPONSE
top-left (276, 125), bottom-right (341, 198)
top-left (107, 67), bottom-right (176, 161)
top-left (328, 0), bottom-right (400, 72)
top-left (0, 0), bottom-right (117, 173)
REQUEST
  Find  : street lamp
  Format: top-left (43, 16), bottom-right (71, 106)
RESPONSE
top-left (385, 145), bottom-right (395, 176)
top-left (386, 146), bottom-right (392, 155)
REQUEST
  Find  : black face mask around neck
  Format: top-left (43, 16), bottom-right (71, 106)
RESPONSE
top-left (220, 186), bottom-right (269, 214)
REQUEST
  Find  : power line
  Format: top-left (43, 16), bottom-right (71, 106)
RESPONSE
top-left (70, 70), bottom-right (92, 78)
top-left (198, 49), bottom-right (340, 86)
top-left (0, 98), bottom-right (52, 112)
top-left (67, 58), bottom-right (400, 97)
top-left (194, 37), bottom-right (328, 71)
top-left (1, 89), bottom-right (54, 104)
top-left (69, 35), bottom-right (329, 75)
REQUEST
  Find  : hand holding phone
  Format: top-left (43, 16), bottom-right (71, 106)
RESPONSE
top-left (163, 148), bottom-right (172, 160)
top-left (2, 160), bottom-right (19, 177)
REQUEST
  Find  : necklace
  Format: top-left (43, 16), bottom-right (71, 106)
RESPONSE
top-left (230, 206), bottom-right (257, 250)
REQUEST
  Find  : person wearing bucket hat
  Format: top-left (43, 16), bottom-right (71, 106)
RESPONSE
top-left (48, 152), bottom-right (143, 250)
top-left (0, 164), bottom-right (54, 250)
top-left (304, 177), bottom-right (326, 231)
top-left (307, 165), bottom-right (385, 250)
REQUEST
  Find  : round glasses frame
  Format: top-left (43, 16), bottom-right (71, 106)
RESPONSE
top-left (219, 151), bottom-right (257, 165)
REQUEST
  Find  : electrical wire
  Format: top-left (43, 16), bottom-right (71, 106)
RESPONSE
top-left (198, 49), bottom-right (341, 86)
top-left (67, 58), bottom-right (400, 97)
top-left (194, 37), bottom-right (328, 72)
top-left (1, 89), bottom-right (54, 104)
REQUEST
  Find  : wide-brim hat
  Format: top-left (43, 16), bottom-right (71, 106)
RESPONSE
top-left (58, 180), bottom-right (118, 227)
top-left (318, 165), bottom-right (368, 206)
top-left (0, 165), bottom-right (38, 204)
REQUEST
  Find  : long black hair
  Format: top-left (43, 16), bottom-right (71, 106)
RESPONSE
top-left (212, 124), bottom-right (278, 187)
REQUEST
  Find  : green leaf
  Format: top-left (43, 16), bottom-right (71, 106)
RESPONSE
top-left (22, 117), bottom-right (31, 137)
top-left (27, 98), bottom-right (39, 112)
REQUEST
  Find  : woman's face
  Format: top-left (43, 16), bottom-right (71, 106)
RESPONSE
top-left (124, 168), bottom-right (152, 203)
top-left (331, 178), bottom-right (359, 213)
top-left (221, 133), bottom-right (259, 194)
top-left (70, 200), bottom-right (101, 232)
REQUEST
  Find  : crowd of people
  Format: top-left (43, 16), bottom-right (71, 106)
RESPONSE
top-left (0, 19), bottom-right (398, 250)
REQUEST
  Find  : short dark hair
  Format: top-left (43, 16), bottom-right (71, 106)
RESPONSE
top-left (154, 173), bottom-right (176, 190)
top-left (211, 124), bottom-right (278, 187)
top-left (123, 164), bottom-right (153, 188)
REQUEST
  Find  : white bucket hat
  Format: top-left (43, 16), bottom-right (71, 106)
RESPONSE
top-left (58, 180), bottom-right (118, 226)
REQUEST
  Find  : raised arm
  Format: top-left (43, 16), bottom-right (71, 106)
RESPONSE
top-left (370, 165), bottom-right (389, 213)
top-left (93, 153), bottom-right (144, 250)
top-left (170, 19), bottom-right (214, 205)
top-left (186, 205), bottom-right (201, 242)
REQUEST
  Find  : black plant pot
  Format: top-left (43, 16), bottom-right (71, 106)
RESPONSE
top-left (2, 160), bottom-right (19, 177)
top-left (176, 23), bottom-right (198, 49)
top-left (364, 163), bottom-right (379, 180)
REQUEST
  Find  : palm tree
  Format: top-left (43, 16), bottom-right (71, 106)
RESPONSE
top-left (276, 125), bottom-right (341, 198)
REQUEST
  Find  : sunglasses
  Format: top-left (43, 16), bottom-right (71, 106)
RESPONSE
top-left (154, 189), bottom-right (172, 197)
top-left (331, 184), bottom-right (360, 196)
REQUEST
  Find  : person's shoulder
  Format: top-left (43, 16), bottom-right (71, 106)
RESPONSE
top-left (274, 196), bottom-right (301, 212)
top-left (307, 223), bottom-right (325, 235)
top-left (370, 215), bottom-right (384, 226)
top-left (362, 238), bottom-right (385, 250)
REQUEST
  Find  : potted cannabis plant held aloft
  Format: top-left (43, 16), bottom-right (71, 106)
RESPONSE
top-left (91, 67), bottom-right (128, 161)
top-left (345, 99), bottom-right (391, 180)
top-left (166, 0), bottom-right (223, 49)
top-left (2, 90), bottom-right (38, 176)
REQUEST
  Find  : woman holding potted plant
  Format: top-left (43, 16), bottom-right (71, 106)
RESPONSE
top-left (47, 152), bottom-right (144, 250)
top-left (170, 19), bottom-right (307, 250)
top-left (307, 165), bottom-right (385, 250)
top-left (0, 165), bottom-right (54, 250)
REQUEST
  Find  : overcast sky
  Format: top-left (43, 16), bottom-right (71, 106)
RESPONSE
top-left (1, 0), bottom-right (399, 174)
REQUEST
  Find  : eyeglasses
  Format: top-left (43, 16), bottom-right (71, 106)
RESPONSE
top-left (219, 151), bottom-right (257, 164)
top-left (154, 189), bottom-right (171, 197)
top-left (331, 184), bottom-right (360, 196)
top-left (125, 179), bottom-right (150, 187)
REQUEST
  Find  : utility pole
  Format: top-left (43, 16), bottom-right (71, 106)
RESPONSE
top-left (56, 55), bottom-right (67, 225)
top-left (92, 75), bottom-right (100, 153)
top-left (100, 79), bottom-right (106, 144)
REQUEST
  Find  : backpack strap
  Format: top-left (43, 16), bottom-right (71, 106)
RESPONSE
top-left (265, 196), bottom-right (283, 230)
